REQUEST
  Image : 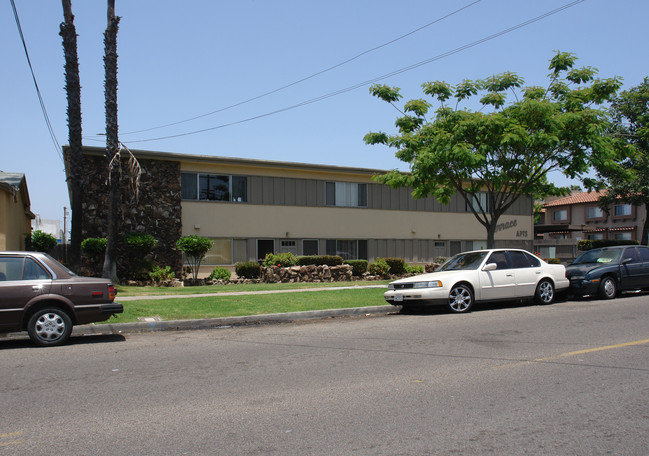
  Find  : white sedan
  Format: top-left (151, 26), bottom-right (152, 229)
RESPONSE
top-left (385, 249), bottom-right (569, 313)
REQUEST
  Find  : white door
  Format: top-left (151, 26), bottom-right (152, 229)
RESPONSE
top-left (478, 251), bottom-right (516, 300)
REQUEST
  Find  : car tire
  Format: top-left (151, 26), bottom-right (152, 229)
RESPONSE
top-left (535, 279), bottom-right (554, 305)
top-left (27, 308), bottom-right (73, 347)
top-left (448, 284), bottom-right (473, 313)
top-left (599, 276), bottom-right (617, 300)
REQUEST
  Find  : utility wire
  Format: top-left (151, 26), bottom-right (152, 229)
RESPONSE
top-left (10, 0), bottom-right (63, 164)
top-left (125, 0), bottom-right (585, 144)
top-left (120, 0), bottom-right (482, 136)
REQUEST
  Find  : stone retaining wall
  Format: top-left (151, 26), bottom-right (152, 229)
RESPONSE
top-left (261, 264), bottom-right (354, 283)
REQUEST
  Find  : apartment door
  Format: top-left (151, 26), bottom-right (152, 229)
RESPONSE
top-left (280, 240), bottom-right (297, 256)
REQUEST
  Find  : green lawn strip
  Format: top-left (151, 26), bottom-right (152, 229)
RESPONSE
top-left (115, 280), bottom-right (390, 297)
top-left (105, 287), bottom-right (388, 323)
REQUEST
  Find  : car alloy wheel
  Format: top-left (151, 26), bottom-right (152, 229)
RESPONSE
top-left (535, 279), bottom-right (554, 305)
top-left (448, 284), bottom-right (473, 313)
top-left (27, 308), bottom-right (73, 347)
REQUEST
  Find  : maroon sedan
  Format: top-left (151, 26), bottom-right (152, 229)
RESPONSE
top-left (0, 252), bottom-right (123, 346)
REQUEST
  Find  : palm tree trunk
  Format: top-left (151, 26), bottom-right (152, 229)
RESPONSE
top-left (60, 0), bottom-right (83, 271)
top-left (102, 1), bottom-right (120, 281)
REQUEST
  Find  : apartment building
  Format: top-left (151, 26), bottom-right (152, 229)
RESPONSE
top-left (534, 190), bottom-right (647, 263)
top-left (66, 147), bottom-right (534, 274)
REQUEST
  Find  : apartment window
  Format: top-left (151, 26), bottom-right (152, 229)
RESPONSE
top-left (325, 182), bottom-right (367, 207)
top-left (586, 206), bottom-right (604, 219)
top-left (614, 231), bottom-right (633, 241)
top-left (587, 233), bottom-right (604, 240)
top-left (303, 240), bottom-right (319, 256)
top-left (614, 204), bottom-right (633, 217)
top-left (552, 209), bottom-right (568, 222)
top-left (202, 239), bottom-right (232, 265)
top-left (325, 240), bottom-right (368, 260)
top-left (181, 172), bottom-right (247, 202)
top-left (466, 193), bottom-right (489, 213)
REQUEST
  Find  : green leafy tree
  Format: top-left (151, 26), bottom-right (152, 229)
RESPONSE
top-left (176, 235), bottom-right (213, 281)
top-left (365, 52), bottom-right (621, 247)
top-left (587, 77), bottom-right (649, 245)
top-left (31, 230), bottom-right (58, 253)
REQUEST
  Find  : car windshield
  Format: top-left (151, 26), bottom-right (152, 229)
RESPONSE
top-left (572, 248), bottom-right (622, 265)
top-left (438, 251), bottom-right (488, 271)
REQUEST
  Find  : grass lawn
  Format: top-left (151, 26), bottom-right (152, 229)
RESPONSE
top-left (115, 280), bottom-right (390, 297)
top-left (107, 283), bottom-right (390, 324)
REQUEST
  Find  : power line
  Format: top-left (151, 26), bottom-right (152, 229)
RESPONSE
top-left (124, 0), bottom-right (585, 145)
top-left (119, 0), bottom-right (482, 136)
top-left (10, 0), bottom-right (63, 164)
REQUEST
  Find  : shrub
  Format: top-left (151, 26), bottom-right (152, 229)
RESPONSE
top-left (297, 255), bottom-right (344, 266)
top-left (344, 259), bottom-right (368, 276)
top-left (209, 266), bottom-right (231, 281)
top-left (81, 237), bottom-right (107, 257)
top-left (434, 256), bottom-right (449, 265)
top-left (405, 264), bottom-right (424, 274)
top-left (577, 239), bottom-right (639, 251)
top-left (369, 257), bottom-right (391, 278)
top-left (262, 252), bottom-right (297, 267)
top-left (235, 261), bottom-right (261, 279)
top-left (30, 230), bottom-right (58, 253)
top-left (124, 233), bottom-right (158, 256)
top-left (149, 265), bottom-right (175, 286)
top-left (383, 257), bottom-right (406, 275)
top-left (176, 235), bottom-right (213, 281)
top-left (546, 258), bottom-right (562, 264)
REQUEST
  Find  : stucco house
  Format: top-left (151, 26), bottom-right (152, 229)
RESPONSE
top-left (0, 172), bottom-right (34, 251)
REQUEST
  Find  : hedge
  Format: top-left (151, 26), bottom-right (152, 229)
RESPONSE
top-left (344, 260), bottom-right (368, 276)
top-left (577, 239), bottom-right (639, 251)
top-left (296, 255), bottom-right (344, 266)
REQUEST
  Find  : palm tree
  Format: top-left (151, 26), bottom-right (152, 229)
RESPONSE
top-left (60, 0), bottom-right (83, 271)
top-left (102, 0), bottom-right (120, 281)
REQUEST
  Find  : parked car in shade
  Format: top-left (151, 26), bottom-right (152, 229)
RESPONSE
top-left (384, 249), bottom-right (569, 313)
top-left (565, 245), bottom-right (649, 299)
top-left (0, 252), bottom-right (123, 346)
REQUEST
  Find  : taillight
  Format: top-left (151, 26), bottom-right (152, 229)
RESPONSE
top-left (108, 285), bottom-right (116, 301)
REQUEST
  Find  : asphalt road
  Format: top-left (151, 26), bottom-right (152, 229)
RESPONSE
top-left (1, 294), bottom-right (649, 455)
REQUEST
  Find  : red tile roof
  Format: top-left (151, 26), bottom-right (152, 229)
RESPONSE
top-left (544, 191), bottom-right (607, 208)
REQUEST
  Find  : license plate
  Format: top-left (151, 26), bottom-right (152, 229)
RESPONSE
top-left (394, 295), bottom-right (403, 302)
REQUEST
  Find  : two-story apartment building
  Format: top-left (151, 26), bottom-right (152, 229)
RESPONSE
top-left (66, 146), bottom-right (534, 275)
top-left (534, 190), bottom-right (647, 263)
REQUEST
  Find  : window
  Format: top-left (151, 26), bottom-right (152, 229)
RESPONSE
top-left (24, 258), bottom-right (50, 280)
top-left (201, 239), bottom-right (232, 265)
top-left (181, 172), bottom-right (247, 202)
top-left (614, 204), bottom-right (633, 217)
top-left (587, 233), bottom-right (604, 240)
top-left (586, 206), bottom-right (604, 219)
top-left (325, 182), bottom-right (367, 207)
top-left (466, 193), bottom-right (489, 213)
top-left (303, 240), bottom-right (319, 256)
top-left (325, 240), bottom-right (368, 260)
top-left (508, 251), bottom-right (541, 268)
top-left (623, 247), bottom-right (640, 263)
top-left (487, 251), bottom-right (510, 269)
top-left (233, 239), bottom-right (248, 264)
top-left (614, 231), bottom-right (632, 241)
top-left (552, 209), bottom-right (568, 222)
top-left (639, 247), bottom-right (649, 262)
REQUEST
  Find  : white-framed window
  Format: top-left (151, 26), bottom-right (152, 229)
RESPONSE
top-left (325, 182), bottom-right (367, 207)
top-left (466, 193), bottom-right (489, 213)
top-left (325, 240), bottom-right (368, 260)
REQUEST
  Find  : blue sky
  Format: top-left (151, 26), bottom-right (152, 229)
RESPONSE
top-left (4, 0), bottom-right (649, 225)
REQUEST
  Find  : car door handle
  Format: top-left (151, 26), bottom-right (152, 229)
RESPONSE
top-left (506, 274), bottom-right (514, 277)
top-left (32, 285), bottom-right (43, 292)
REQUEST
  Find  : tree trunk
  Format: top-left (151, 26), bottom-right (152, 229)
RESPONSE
top-left (60, 0), bottom-right (83, 272)
top-left (642, 203), bottom-right (649, 246)
top-left (486, 222), bottom-right (496, 249)
top-left (102, 3), bottom-right (120, 281)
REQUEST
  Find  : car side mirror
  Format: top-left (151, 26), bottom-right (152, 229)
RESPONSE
top-left (622, 258), bottom-right (633, 264)
top-left (483, 263), bottom-right (497, 271)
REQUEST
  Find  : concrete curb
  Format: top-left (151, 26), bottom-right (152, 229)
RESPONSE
top-left (71, 305), bottom-right (397, 336)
